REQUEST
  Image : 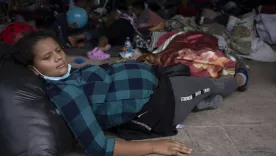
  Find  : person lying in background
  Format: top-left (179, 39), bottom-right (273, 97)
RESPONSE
top-left (50, 13), bottom-right (87, 48)
top-left (130, 0), bottom-right (165, 29)
top-left (97, 0), bottom-right (166, 49)
top-left (12, 30), bottom-right (249, 156)
top-left (51, 0), bottom-right (132, 50)
top-left (72, 0), bottom-right (106, 45)
top-left (50, 0), bottom-right (98, 48)
top-left (97, 0), bottom-right (146, 48)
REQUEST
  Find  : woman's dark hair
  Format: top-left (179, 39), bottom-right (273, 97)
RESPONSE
top-left (12, 30), bottom-right (60, 66)
top-left (131, 0), bottom-right (146, 10)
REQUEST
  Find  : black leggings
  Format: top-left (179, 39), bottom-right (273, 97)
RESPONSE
top-left (170, 76), bottom-right (238, 125)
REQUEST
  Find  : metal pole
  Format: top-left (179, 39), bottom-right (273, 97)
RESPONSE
top-left (101, 0), bottom-right (109, 15)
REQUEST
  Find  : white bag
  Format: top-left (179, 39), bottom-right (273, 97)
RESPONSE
top-left (238, 38), bottom-right (276, 62)
top-left (256, 14), bottom-right (276, 44)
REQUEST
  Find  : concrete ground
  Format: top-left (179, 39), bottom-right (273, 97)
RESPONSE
top-left (150, 60), bottom-right (276, 156)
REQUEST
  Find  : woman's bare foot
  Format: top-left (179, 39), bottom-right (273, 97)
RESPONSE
top-left (235, 74), bottom-right (245, 87)
top-left (235, 60), bottom-right (249, 92)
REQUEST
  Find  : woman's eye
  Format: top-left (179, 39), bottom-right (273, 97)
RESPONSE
top-left (43, 56), bottom-right (50, 60)
top-left (57, 49), bottom-right (62, 52)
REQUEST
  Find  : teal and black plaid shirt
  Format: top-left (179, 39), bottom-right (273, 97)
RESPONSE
top-left (45, 62), bottom-right (158, 156)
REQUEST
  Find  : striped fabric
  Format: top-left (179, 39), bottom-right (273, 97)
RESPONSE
top-left (135, 31), bottom-right (167, 52)
top-left (149, 31), bottom-right (167, 51)
top-left (45, 62), bottom-right (158, 156)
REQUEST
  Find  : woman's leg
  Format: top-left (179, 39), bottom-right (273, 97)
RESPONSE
top-left (170, 76), bottom-right (239, 125)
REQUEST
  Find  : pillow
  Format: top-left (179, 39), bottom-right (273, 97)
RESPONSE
top-left (0, 43), bottom-right (74, 156)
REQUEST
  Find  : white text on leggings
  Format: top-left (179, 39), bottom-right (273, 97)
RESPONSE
top-left (180, 88), bottom-right (211, 102)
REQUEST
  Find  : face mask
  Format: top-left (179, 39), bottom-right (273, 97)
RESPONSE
top-left (32, 64), bottom-right (72, 81)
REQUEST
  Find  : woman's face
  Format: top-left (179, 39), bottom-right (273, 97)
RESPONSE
top-left (32, 38), bottom-right (68, 77)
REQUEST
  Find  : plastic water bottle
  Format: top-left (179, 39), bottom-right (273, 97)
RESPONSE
top-left (122, 37), bottom-right (133, 58)
top-left (125, 37), bottom-right (132, 50)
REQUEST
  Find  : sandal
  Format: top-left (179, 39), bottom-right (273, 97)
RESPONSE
top-left (87, 48), bottom-right (110, 60)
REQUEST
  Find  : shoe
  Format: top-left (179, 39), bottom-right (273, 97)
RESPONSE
top-left (193, 95), bottom-right (224, 112)
top-left (87, 48), bottom-right (110, 60)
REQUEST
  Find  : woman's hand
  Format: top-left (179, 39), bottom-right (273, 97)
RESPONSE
top-left (114, 139), bottom-right (191, 156)
top-left (151, 139), bottom-right (192, 156)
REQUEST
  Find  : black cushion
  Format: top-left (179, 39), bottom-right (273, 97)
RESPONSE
top-left (0, 43), bottom-right (85, 156)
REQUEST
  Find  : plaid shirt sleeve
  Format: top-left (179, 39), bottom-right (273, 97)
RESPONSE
top-left (46, 80), bottom-right (115, 156)
top-left (46, 63), bottom-right (157, 156)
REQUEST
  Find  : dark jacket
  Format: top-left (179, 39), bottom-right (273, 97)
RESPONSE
top-left (102, 18), bottom-right (135, 46)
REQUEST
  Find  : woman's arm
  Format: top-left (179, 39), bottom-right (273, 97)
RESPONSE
top-left (114, 139), bottom-right (192, 156)
top-left (68, 34), bottom-right (86, 48)
top-left (114, 140), bottom-right (152, 156)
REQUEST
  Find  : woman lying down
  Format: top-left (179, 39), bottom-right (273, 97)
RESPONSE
top-left (12, 31), bottom-right (248, 156)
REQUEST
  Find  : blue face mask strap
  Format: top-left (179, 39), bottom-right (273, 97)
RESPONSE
top-left (31, 66), bottom-right (44, 77)
top-left (31, 64), bottom-right (72, 81)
